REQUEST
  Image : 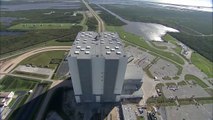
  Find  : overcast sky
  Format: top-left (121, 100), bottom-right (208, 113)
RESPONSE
top-left (141, 0), bottom-right (212, 7)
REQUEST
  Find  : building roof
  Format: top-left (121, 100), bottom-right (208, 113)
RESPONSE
top-left (121, 104), bottom-right (137, 120)
top-left (69, 31), bottom-right (126, 59)
top-left (125, 64), bottom-right (143, 80)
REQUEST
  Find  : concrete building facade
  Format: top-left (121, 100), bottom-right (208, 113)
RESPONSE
top-left (68, 31), bottom-right (128, 103)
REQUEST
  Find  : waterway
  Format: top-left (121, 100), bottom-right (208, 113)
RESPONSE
top-left (98, 5), bottom-right (179, 41)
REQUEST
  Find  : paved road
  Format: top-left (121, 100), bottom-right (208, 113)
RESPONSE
top-left (82, 0), bottom-right (105, 32)
top-left (0, 46), bottom-right (71, 79)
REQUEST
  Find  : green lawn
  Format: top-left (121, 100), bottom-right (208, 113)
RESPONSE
top-left (177, 81), bottom-right (187, 86)
top-left (185, 74), bottom-right (209, 88)
top-left (13, 71), bottom-right (49, 79)
top-left (165, 82), bottom-right (176, 87)
top-left (191, 52), bottom-right (213, 78)
top-left (163, 34), bottom-right (178, 45)
top-left (0, 76), bottom-right (38, 91)
top-left (9, 23), bottom-right (75, 30)
top-left (20, 51), bottom-right (68, 69)
top-left (150, 42), bottom-right (167, 50)
top-left (106, 26), bottom-right (184, 65)
top-left (205, 88), bottom-right (213, 96)
top-left (162, 76), bottom-right (172, 80)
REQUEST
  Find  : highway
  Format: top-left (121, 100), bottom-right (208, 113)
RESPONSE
top-left (0, 46), bottom-right (71, 79)
top-left (82, 0), bottom-right (105, 32)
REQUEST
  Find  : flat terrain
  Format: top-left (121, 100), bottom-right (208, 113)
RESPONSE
top-left (20, 50), bottom-right (68, 69)
top-left (0, 76), bottom-right (39, 91)
top-left (9, 23), bottom-right (75, 30)
top-left (161, 104), bottom-right (213, 120)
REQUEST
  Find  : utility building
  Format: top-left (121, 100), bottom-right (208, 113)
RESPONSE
top-left (68, 31), bottom-right (128, 103)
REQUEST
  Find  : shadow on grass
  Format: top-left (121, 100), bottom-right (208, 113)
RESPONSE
top-left (4, 78), bottom-right (118, 120)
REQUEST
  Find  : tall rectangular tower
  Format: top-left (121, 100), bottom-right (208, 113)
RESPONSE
top-left (67, 31), bottom-right (127, 103)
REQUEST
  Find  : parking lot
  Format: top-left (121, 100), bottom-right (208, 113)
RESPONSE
top-left (162, 85), bottom-right (211, 99)
top-left (125, 46), bottom-right (156, 69)
top-left (160, 104), bottom-right (213, 120)
top-left (149, 59), bottom-right (178, 79)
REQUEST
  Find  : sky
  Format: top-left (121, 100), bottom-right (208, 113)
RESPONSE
top-left (143, 0), bottom-right (213, 7)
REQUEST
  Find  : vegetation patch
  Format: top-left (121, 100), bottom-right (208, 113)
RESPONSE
top-left (1, 9), bottom-right (83, 24)
top-left (165, 82), bottom-right (176, 87)
top-left (173, 76), bottom-right (179, 80)
top-left (9, 23), bottom-right (75, 30)
top-left (185, 74), bottom-right (209, 88)
top-left (86, 17), bottom-right (98, 31)
top-left (49, 59), bottom-right (62, 64)
top-left (13, 71), bottom-right (49, 79)
top-left (150, 42), bottom-right (167, 50)
top-left (191, 52), bottom-right (213, 78)
top-left (20, 51), bottom-right (67, 69)
top-left (177, 81), bottom-right (187, 86)
top-left (91, 4), bottom-right (126, 26)
top-left (0, 26), bottom-right (82, 55)
top-left (162, 76), bottom-right (172, 80)
top-left (0, 76), bottom-right (38, 91)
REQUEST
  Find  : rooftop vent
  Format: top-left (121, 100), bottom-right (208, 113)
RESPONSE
top-left (105, 46), bottom-right (110, 49)
top-left (74, 51), bottom-right (80, 54)
top-left (76, 46), bottom-right (81, 49)
top-left (85, 51), bottom-right (90, 54)
top-left (86, 46), bottom-right (91, 49)
top-left (106, 51), bottom-right (111, 55)
top-left (80, 48), bottom-right (85, 51)
top-left (110, 48), bottom-right (115, 51)
top-left (116, 51), bottom-right (121, 55)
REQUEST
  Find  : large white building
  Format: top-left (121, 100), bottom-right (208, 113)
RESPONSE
top-left (67, 31), bottom-right (128, 103)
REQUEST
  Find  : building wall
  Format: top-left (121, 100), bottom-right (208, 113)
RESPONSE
top-left (114, 57), bottom-right (128, 94)
top-left (69, 56), bottom-right (128, 103)
top-left (68, 57), bottom-right (82, 95)
top-left (102, 59), bottom-right (119, 102)
top-left (77, 59), bottom-right (94, 102)
top-left (92, 56), bottom-right (105, 95)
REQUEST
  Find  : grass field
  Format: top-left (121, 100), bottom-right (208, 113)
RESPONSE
top-left (20, 51), bottom-right (68, 69)
top-left (177, 81), bottom-right (187, 86)
top-left (163, 34), bottom-right (182, 54)
top-left (0, 26), bottom-right (82, 55)
top-left (0, 76), bottom-right (38, 91)
top-left (185, 74), bottom-right (209, 88)
top-left (191, 52), bottom-right (213, 78)
top-left (13, 71), bottom-right (49, 79)
top-left (9, 23), bottom-right (75, 30)
top-left (106, 26), bottom-right (184, 65)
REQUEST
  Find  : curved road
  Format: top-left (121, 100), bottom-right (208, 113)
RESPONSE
top-left (0, 46), bottom-right (71, 79)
